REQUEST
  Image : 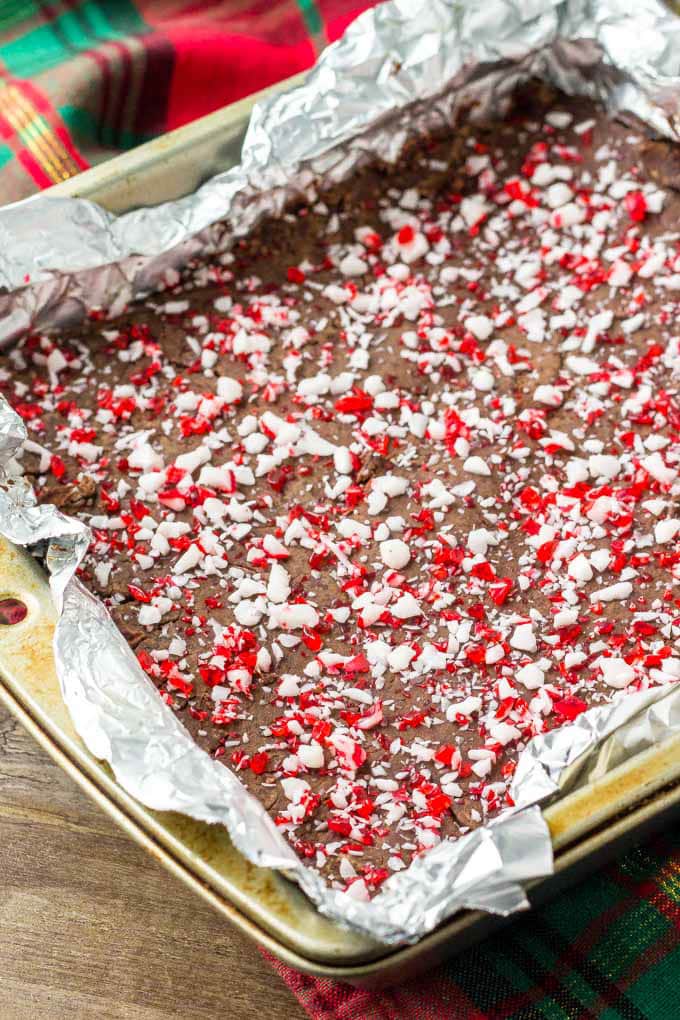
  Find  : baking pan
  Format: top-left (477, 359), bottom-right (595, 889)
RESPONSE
top-left (1, 535), bottom-right (679, 985)
top-left (1, 80), bottom-right (679, 984)
top-left (46, 74), bottom-right (304, 213)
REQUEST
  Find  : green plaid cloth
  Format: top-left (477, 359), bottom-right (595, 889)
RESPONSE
top-left (269, 832), bottom-right (680, 1018)
top-left (0, 0), bottom-right (377, 199)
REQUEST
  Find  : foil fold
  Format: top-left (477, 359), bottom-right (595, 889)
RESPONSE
top-left (0, 0), bottom-right (679, 945)
top-left (4, 0), bottom-right (680, 341)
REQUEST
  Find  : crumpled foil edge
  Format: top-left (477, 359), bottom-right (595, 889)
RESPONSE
top-left (4, 0), bottom-right (680, 341)
top-left (0, 0), bottom-right (678, 945)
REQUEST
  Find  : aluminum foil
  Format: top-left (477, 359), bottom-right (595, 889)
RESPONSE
top-left (5, 0), bottom-right (680, 344)
top-left (0, 0), bottom-right (678, 945)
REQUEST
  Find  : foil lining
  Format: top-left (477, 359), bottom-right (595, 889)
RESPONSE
top-left (0, 0), bottom-right (678, 945)
top-left (5, 0), bottom-right (680, 343)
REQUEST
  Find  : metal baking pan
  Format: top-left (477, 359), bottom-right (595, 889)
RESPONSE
top-left (46, 74), bottom-right (304, 213)
top-left (1, 80), bottom-right (680, 985)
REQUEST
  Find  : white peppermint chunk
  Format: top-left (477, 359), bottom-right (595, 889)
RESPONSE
top-left (590, 549), bottom-right (611, 572)
top-left (534, 385), bottom-right (563, 407)
top-left (551, 202), bottom-right (585, 228)
top-left (516, 663), bottom-right (545, 689)
top-left (294, 426), bottom-right (336, 458)
top-left (588, 454), bottom-right (620, 481)
top-left (337, 518), bottom-right (372, 542)
top-left (463, 456), bottom-right (491, 476)
top-left (299, 373), bottom-right (331, 398)
top-left (609, 259), bottom-right (632, 287)
top-left (587, 496), bottom-right (614, 524)
top-left (278, 675), bottom-right (300, 697)
top-left (622, 313), bottom-right (645, 335)
top-left (174, 544), bottom-right (202, 574)
top-left (464, 315), bottom-right (493, 340)
top-left (344, 687), bottom-right (373, 704)
top-left (532, 163), bottom-right (556, 186)
top-left (422, 477), bottom-right (456, 507)
top-left (446, 696), bottom-right (482, 720)
top-left (367, 490), bottom-right (388, 515)
top-left (340, 253), bottom-right (367, 276)
top-left (590, 582), bottom-right (632, 603)
top-left (333, 447), bottom-right (353, 474)
top-left (368, 475), bottom-right (409, 515)
top-left (468, 528), bottom-right (494, 556)
top-left (566, 458), bottom-right (589, 484)
top-left (510, 623), bottom-right (536, 652)
top-left (566, 355), bottom-right (599, 376)
top-left (391, 593), bottom-right (421, 619)
top-left (267, 562), bottom-right (291, 604)
top-left (138, 605), bottom-right (162, 626)
top-left (545, 182), bottom-right (572, 208)
top-left (486, 644), bottom-right (504, 665)
top-left (546, 110), bottom-right (573, 128)
top-left (47, 348), bottom-right (68, 379)
top-left (388, 644), bottom-right (416, 671)
top-left (94, 562), bottom-right (112, 588)
top-left (281, 777), bottom-right (310, 804)
top-left (568, 553), bottom-right (593, 584)
top-left (488, 722), bottom-right (521, 745)
top-left (128, 442), bottom-right (163, 472)
top-left (203, 497), bottom-right (230, 523)
top-left (216, 376), bottom-right (243, 402)
top-left (554, 608), bottom-right (579, 629)
top-left (175, 444), bottom-right (211, 474)
top-left (374, 474), bottom-right (409, 497)
top-left (398, 232), bottom-right (429, 264)
top-left (273, 603), bottom-right (319, 629)
top-left (582, 310), bottom-right (613, 353)
top-left (555, 284), bottom-right (582, 309)
top-left (460, 195), bottom-right (489, 227)
top-left (518, 307), bottom-right (545, 343)
top-left (234, 599), bottom-right (265, 627)
top-left (471, 367), bottom-right (495, 392)
top-left (198, 465), bottom-right (235, 491)
top-left (158, 521), bottom-right (191, 538)
top-left (380, 539), bottom-right (411, 570)
top-left (598, 656), bottom-right (635, 689)
top-left (262, 534), bottom-right (289, 558)
top-left (655, 518), bottom-right (680, 544)
top-left (643, 452), bottom-right (677, 486)
top-left (344, 879), bottom-right (369, 901)
top-left (298, 743), bottom-right (325, 769)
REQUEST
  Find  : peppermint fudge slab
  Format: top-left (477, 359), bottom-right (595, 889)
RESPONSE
top-left (3, 83), bottom-right (679, 899)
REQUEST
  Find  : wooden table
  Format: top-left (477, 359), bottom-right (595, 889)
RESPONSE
top-left (0, 704), bottom-right (307, 1020)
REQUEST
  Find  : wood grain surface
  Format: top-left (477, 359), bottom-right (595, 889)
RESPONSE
top-left (0, 704), bottom-right (307, 1020)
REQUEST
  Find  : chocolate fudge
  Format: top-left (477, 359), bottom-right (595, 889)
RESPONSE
top-left (3, 83), bottom-right (679, 899)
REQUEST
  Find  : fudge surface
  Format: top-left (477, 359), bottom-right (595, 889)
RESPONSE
top-left (4, 85), bottom-right (679, 898)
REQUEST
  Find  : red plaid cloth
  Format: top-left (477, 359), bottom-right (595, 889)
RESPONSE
top-left (268, 833), bottom-right (680, 1019)
top-left (0, 5), bottom-right (678, 1019)
top-left (0, 0), bottom-right (377, 199)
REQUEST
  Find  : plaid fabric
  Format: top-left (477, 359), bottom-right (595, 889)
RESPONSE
top-left (0, 0), bottom-right (379, 200)
top-left (1, 4), bottom-right (679, 1018)
top-left (269, 831), bottom-right (680, 1019)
